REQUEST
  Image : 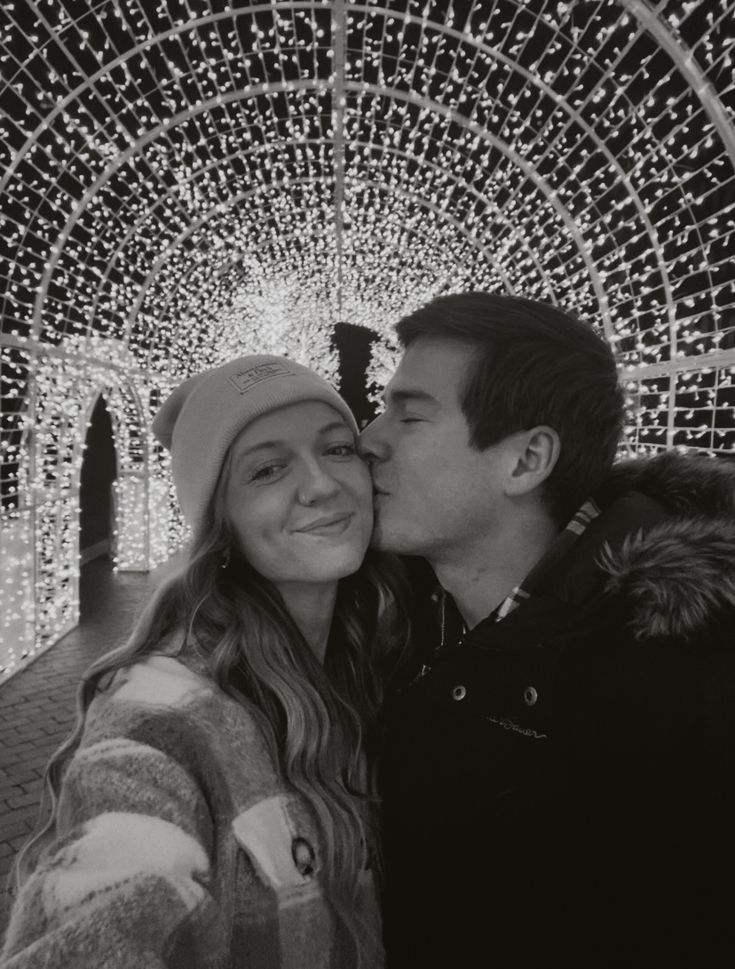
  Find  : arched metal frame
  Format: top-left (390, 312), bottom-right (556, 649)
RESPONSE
top-left (1, 0), bottom-right (734, 678)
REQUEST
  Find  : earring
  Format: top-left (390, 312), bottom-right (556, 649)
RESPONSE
top-left (220, 547), bottom-right (231, 569)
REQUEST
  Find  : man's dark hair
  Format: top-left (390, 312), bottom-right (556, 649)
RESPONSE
top-left (395, 292), bottom-right (625, 525)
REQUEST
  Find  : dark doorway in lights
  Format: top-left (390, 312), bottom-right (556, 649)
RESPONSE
top-left (332, 322), bottom-right (380, 429)
top-left (79, 395), bottom-right (117, 569)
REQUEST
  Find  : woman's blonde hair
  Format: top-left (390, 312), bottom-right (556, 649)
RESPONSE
top-left (17, 450), bottom-right (410, 960)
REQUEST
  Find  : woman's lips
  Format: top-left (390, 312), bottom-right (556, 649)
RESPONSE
top-left (295, 513), bottom-right (353, 534)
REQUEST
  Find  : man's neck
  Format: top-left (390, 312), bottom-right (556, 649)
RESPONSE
top-left (431, 513), bottom-right (560, 630)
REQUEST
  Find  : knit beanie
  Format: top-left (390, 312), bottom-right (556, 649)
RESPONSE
top-left (152, 355), bottom-right (358, 535)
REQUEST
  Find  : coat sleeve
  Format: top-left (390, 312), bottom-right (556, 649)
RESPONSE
top-left (0, 731), bottom-right (224, 969)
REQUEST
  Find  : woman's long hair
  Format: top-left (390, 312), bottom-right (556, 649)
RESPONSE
top-left (16, 453), bottom-right (410, 959)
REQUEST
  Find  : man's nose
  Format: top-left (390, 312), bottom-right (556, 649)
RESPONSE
top-left (358, 414), bottom-right (389, 462)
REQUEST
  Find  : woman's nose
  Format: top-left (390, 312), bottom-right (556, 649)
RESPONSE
top-left (297, 462), bottom-right (341, 505)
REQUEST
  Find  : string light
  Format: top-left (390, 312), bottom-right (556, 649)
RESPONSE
top-left (1, 0), bottom-right (734, 680)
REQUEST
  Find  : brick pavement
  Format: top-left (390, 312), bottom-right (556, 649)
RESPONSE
top-left (0, 554), bottom-right (181, 943)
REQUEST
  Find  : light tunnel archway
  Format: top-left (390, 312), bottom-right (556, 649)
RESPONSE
top-left (1, 0), bottom-right (734, 679)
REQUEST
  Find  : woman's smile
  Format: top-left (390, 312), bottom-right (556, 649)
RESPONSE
top-left (294, 511), bottom-right (354, 535)
top-left (225, 401), bottom-right (373, 588)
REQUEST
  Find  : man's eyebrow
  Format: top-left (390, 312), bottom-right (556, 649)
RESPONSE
top-left (383, 388), bottom-right (439, 406)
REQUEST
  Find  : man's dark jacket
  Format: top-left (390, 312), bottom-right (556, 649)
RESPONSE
top-left (379, 453), bottom-right (735, 968)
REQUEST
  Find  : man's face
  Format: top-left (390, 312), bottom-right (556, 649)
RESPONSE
top-left (360, 337), bottom-right (512, 562)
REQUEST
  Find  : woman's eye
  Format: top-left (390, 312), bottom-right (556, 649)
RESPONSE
top-left (400, 417), bottom-right (423, 424)
top-left (250, 464), bottom-right (284, 482)
top-left (327, 443), bottom-right (356, 457)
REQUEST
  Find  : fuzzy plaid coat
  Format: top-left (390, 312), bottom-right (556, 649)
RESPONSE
top-left (1, 656), bottom-right (382, 969)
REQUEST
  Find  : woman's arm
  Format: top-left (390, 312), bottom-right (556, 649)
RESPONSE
top-left (1, 732), bottom-right (222, 969)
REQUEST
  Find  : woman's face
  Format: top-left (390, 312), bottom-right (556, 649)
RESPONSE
top-left (223, 401), bottom-right (373, 591)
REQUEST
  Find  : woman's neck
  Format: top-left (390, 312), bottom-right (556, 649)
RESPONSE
top-left (275, 581), bottom-right (338, 663)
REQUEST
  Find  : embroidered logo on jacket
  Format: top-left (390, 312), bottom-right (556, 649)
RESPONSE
top-left (486, 715), bottom-right (548, 740)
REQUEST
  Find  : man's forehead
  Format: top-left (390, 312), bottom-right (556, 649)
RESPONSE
top-left (386, 337), bottom-right (473, 399)
top-left (385, 356), bottom-right (438, 401)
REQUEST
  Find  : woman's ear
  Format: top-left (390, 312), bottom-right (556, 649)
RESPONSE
top-left (505, 426), bottom-right (560, 497)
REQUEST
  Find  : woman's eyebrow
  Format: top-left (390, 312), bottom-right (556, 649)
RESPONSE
top-left (316, 420), bottom-right (352, 435)
top-left (238, 440), bottom-right (281, 456)
top-left (234, 421), bottom-right (352, 465)
top-left (231, 440), bottom-right (283, 471)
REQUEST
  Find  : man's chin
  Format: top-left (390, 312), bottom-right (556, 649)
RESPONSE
top-left (368, 526), bottom-right (390, 551)
top-left (369, 517), bottom-right (392, 551)
top-left (369, 520), bottom-right (413, 554)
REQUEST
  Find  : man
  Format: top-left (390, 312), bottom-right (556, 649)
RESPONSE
top-left (360, 293), bottom-right (735, 968)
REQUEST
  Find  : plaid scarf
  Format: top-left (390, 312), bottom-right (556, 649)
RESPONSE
top-left (410, 499), bottom-right (602, 685)
top-left (489, 498), bottom-right (601, 623)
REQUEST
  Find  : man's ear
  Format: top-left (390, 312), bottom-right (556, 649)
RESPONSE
top-left (505, 426), bottom-right (560, 497)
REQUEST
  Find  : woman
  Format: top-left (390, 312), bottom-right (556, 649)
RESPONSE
top-left (2, 355), bottom-right (408, 969)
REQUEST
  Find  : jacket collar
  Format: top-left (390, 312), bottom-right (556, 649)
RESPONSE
top-left (595, 452), bottom-right (735, 643)
top-left (463, 452), bottom-right (735, 649)
top-left (461, 488), bottom-right (666, 652)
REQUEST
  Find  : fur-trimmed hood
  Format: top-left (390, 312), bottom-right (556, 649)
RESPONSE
top-left (597, 451), bottom-right (735, 643)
